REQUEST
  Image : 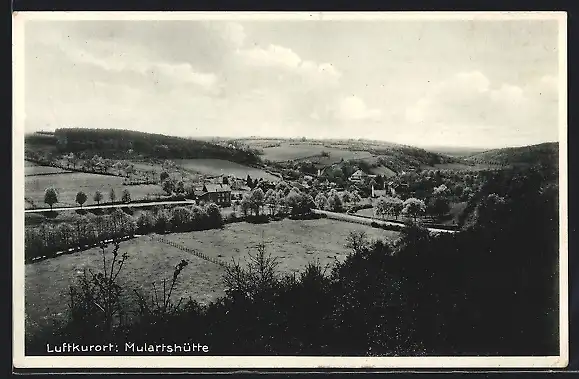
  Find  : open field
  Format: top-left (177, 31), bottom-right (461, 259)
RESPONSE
top-left (25, 161), bottom-right (72, 176)
top-left (25, 236), bottom-right (224, 337)
top-left (430, 162), bottom-right (498, 171)
top-left (25, 172), bottom-right (163, 209)
top-left (175, 159), bottom-right (281, 181)
top-left (25, 218), bottom-right (399, 337)
top-left (162, 218), bottom-right (398, 273)
top-left (260, 143), bottom-right (374, 162)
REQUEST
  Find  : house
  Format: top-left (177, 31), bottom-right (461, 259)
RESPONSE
top-left (198, 183), bottom-right (232, 207)
top-left (349, 170), bottom-right (368, 183)
top-left (371, 185), bottom-right (388, 198)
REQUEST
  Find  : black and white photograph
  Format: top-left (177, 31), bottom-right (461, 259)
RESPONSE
top-left (12, 12), bottom-right (568, 369)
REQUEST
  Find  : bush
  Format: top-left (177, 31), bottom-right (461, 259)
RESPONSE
top-left (154, 210), bottom-right (171, 234)
top-left (204, 203), bottom-right (224, 229)
top-left (136, 211), bottom-right (155, 234)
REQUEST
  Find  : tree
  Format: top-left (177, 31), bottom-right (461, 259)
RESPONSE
top-left (475, 193), bottom-right (507, 227)
top-left (204, 203), bottom-right (223, 228)
top-left (388, 197), bottom-right (404, 220)
top-left (44, 188), bottom-right (58, 210)
top-left (162, 179), bottom-right (176, 195)
top-left (433, 184), bottom-right (450, 196)
top-left (109, 188), bottom-right (116, 204)
top-left (160, 171), bottom-right (170, 182)
top-left (240, 194), bottom-right (252, 217)
top-left (246, 175), bottom-right (253, 188)
top-left (325, 190), bottom-right (343, 212)
top-left (265, 189), bottom-right (277, 215)
top-left (429, 196), bottom-right (450, 218)
top-left (314, 193), bottom-right (327, 210)
top-left (341, 190), bottom-right (352, 204)
top-left (170, 207), bottom-right (193, 231)
top-left (374, 197), bottom-right (388, 219)
top-left (285, 189), bottom-right (303, 215)
top-left (93, 190), bottom-right (103, 205)
top-left (249, 188), bottom-right (265, 216)
top-left (122, 189), bottom-right (131, 203)
top-left (402, 198), bottom-right (426, 222)
top-left (350, 190), bottom-right (362, 205)
top-left (76, 191), bottom-right (88, 208)
top-left (375, 196), bottom-right (403, 220)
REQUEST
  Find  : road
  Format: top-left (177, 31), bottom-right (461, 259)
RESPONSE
top-left (312, 209), bottom-right (458, 234)
top-left (24, 199), bottom-right (198, 213)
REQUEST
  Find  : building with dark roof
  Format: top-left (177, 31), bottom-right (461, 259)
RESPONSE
top-left (198, 183), bottom-right (231, 207)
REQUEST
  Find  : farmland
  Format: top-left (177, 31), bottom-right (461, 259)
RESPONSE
top-left (260, 143), bottom-right (373, 162)
top-left (25, 172), bottom-right (163, 209)
top-left (25, 161), bottom-right (72, 176)
top-left (175, 158), bottom-right (281, 181)
top-left (25, 218), bottom-right (399, 337)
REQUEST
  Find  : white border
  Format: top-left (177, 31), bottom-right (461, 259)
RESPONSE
top-left (12, 11), bottom-right (569, 370)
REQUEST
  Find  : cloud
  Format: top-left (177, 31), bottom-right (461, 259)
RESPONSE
top-left (238, 44), bottom-right (341, 86)
top-left (403, 70), bottom-right (559, 146)
top-left (335, 95), bottom-right (382, 121)
top-left (62, 45), bottom-right (219, 94)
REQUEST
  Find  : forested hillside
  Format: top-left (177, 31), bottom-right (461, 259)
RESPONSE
top-left (464, 142), bottom-right (558, 167)
top-left (25, 129), bottom-right (262, 165)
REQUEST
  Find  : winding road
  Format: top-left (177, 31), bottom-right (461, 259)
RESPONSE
top-left (312, 209), bottom-right (458, 234)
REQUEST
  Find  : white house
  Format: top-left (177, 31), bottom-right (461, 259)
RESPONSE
top-left (349, 170), bottom-right (368, 183)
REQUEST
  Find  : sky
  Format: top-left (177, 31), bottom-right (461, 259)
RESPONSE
top-left (23, 16), bottom-right (562, 148)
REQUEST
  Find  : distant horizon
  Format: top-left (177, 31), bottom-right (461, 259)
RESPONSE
top-left (25, 127), bottom-right (559, 152)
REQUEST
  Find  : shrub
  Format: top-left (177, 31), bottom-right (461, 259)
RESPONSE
top-left (154, 210), bottom-right (171, 234)
top-left (204, 203), bottom-right (224, 229)
top-left (170, 207), bottom-right (193, 232)
top-left (136, 211), bottom-right (155, 234)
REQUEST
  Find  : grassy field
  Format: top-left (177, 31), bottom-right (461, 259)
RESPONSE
top-left (25, 172), bottom-right (163, 209)
top-left (25, 218), bottom-right (399, 337)
top-left (25, 161), bottom-right (72, 176)
top-left (261, 143), bottom-right (373, 162)
top-left (175, 159), bottom-right (281, 181)
top-left (430, 162), bottom-right (498, 171)
top-left (163, 218), bottom-right (398, 273)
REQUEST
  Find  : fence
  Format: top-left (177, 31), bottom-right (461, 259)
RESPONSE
top-left (152, 235), bottom-right (232, 269)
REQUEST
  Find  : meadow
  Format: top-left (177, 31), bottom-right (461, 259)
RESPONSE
top-left (25, 218), bottom-right (399, 337)
top-left (260, 143), bottom-right (374, 162)
top-left (25, 172), bottom-right (163, 209)
top-left (25, 161), bottom-right (72, 176)
top-left (175, 158), bottom-right (281, 181)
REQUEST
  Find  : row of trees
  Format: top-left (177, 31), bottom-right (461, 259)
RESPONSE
top-left (234, 187), bottom-right (315, 218)
top-left (25, 203), bottom-right (224, 262)
top-left (44, 187), bottom-right (132, 210)
top-left (313, 189), bottom-right (363, 212)
top-left (25, 209), bottom-right (136, 262)
top-left (374, 197), bottom-right (426, 222)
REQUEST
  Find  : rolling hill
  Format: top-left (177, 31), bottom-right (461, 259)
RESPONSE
top-left (464, 142), bottom-right (559, 167)
top-left (25, 128), bottom-right (262, 166)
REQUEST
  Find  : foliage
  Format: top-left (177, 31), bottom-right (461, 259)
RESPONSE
top-left (75, 191), bottom-right (88, 208)
top-left (44, 187), bottom-right (58, 210)
top-left (121, 189), bottom-right (132, 203)
top-left (93, 191), bottom-right (103, 205)
top-left (401, 198), bottom-right (426, 221)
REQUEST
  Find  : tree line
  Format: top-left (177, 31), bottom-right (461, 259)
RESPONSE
top-left (25, 204), bottom-right (224, 262)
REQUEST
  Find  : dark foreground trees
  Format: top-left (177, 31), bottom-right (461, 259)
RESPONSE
top-left (26, 166), bottom-right (559, 356)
